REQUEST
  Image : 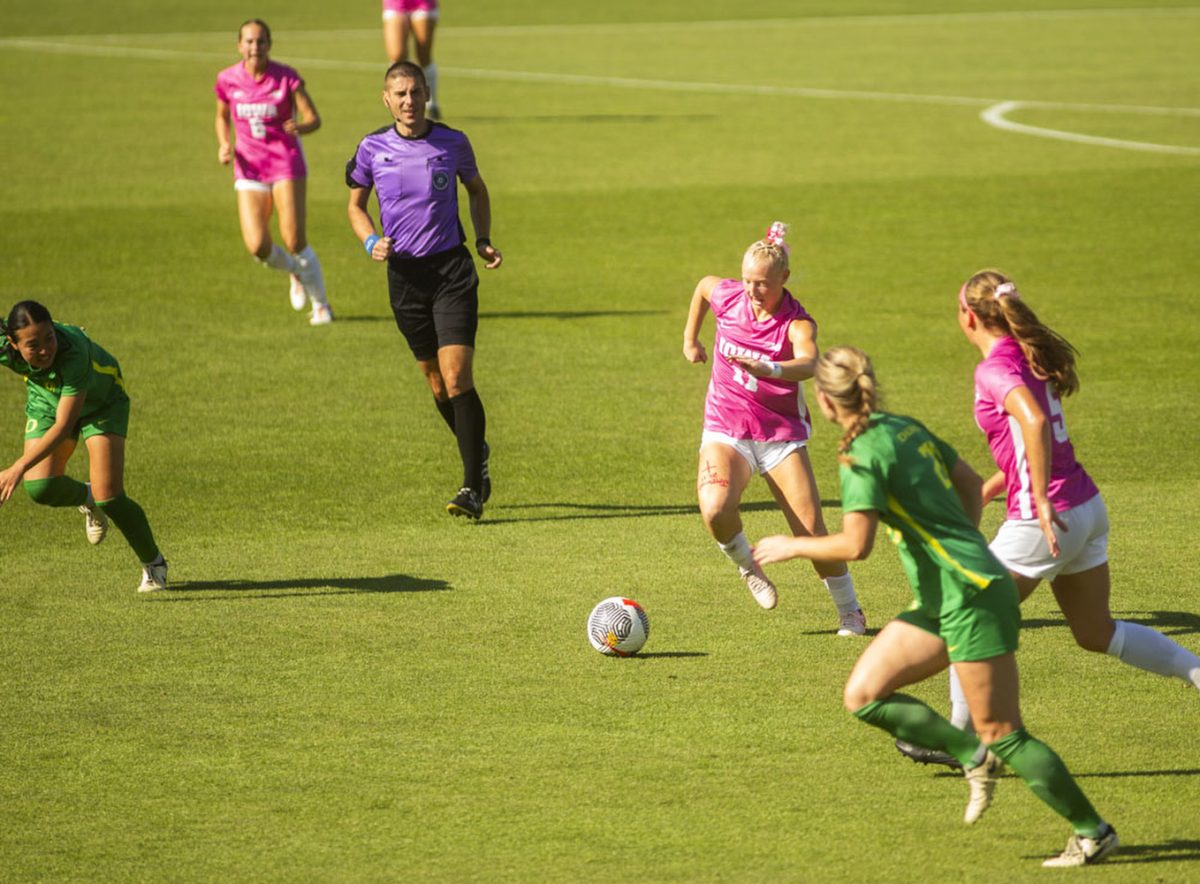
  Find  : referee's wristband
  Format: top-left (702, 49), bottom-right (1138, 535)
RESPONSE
top-left (475, 237), bottom-right (492, 249)
top-left (364, 234), bottom-right (381, 255)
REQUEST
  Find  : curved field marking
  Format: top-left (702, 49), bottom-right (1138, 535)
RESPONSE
top-left (982, 100), bottom-right (1200, 156)
top-left (2, 35), bottom-right (1198, 157)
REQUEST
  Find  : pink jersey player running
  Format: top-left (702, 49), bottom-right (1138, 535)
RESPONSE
top-left (382, 0), bottom-right (441, 119)
top-left (682, 223), bottom-right (865, 634)
top-left (899, 269), bottom-right (1200, 769)
top-left (214, 18), bottom-right (332, 325)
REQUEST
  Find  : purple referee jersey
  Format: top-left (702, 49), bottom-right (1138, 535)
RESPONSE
top-left (345, 122), bottom-right (478, 258)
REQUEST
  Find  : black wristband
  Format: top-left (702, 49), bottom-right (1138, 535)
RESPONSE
top-left (475, 237), bottom-right (492, 248)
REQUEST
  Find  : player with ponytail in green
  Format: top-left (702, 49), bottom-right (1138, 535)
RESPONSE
top-left (754, 345), bottom-right (1117, 868)
top-left (0, 301), bottom-right (168, 592)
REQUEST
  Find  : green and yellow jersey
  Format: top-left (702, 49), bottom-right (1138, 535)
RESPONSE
top-left (1, 322), bottom-right (129, 439)
top-left (839, 412), bottom-right (1009, 620)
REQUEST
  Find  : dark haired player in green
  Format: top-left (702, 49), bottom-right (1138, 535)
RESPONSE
top-left (753, 346), bottom-right (1117, 868)
top-left (0, 301), bottom-right (168, 592)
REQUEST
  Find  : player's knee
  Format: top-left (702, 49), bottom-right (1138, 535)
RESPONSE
top-left (842, 674), bottom-right (878, 712)
top-left (696, 492), bottom-right (734, 532)
top-left (1073, 628), bottom-right (1113, 654)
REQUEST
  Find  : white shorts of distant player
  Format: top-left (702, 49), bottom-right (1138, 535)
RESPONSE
top-left (382, 0), bottom-right (439, 21)
top-left (700, 430), bottom-right (804, 477)
top-left (990, 492), bottom-right (1109, 581)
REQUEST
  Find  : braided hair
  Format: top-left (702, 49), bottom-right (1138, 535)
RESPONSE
top-left (815, 346), bottom-right (878, 464)
top-left (961, 270), bottom-right (1079, 396)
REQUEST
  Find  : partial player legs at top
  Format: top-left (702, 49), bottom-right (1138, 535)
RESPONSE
top-left (383, 5), bottom-right (440, 117)
top-left (764, 448), bottom-right (865, 634)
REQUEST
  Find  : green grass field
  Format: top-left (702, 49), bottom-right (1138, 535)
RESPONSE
top-left (2, 1), bottom-right (1198, 879)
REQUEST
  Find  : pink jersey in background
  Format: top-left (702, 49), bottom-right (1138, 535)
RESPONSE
top-left (703, 278), bottom-right (814, 442)
top-left (214, 61), bottom-right (307, 183)
top-left (973, 336), bottom-right (1098, 519)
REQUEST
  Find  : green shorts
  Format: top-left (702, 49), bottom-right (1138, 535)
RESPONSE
top-left (25, 390), bottom-right (130, 441)
top-left (896, 575), bottom-right (1020, 663)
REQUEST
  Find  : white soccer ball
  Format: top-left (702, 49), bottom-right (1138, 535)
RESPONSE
top-left (587, 597), bottom-right (649, 657)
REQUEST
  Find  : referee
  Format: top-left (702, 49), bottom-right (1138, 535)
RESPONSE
top-left (347, 61), bottom-right (501, 520)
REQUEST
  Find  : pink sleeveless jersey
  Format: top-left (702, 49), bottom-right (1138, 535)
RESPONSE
top-left (974, 336), bottom-right (1098, 520)
top-left (703, 278), bottom-right (814, 442)
top-left (214, 61), bottom-right (307, 183)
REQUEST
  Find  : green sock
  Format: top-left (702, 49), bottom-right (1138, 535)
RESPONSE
top-left (988, 728), bottom-right (1103, 837)
top-left (23, 476), bottom-right (88, 508)
top-left (95, 494), bottom-right (160, 563)
top-left (854, 694), bottom-right (983, 766)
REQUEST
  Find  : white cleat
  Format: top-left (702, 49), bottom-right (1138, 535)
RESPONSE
top-left (837, 608), bottom-right (867, 636)
top-left (963, 750), bottom-right (1003, 824)
top-left (739, 566), bottom-right (778, 610)
top-left (289, 274), bottom-right (308, 311)
top-left (79, 503), bottom-right (109, 545)
top-left (137, 559), bottom-right (169, 593)
top-left (1042, 824), bottom-right (1119, 867)
top-left (309, 303), bottom-right (334, 326)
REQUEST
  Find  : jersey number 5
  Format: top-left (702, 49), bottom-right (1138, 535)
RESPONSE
top-left (1046, 386), bottom-right (1070, 443)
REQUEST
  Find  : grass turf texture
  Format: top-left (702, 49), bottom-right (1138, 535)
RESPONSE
top-left (2, 1), bottom-right (1199, 879)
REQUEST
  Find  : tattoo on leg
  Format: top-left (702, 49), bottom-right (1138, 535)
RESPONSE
top-left (698, 460), bottom-right (729, 489)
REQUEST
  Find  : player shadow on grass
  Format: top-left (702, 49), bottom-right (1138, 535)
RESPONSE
top-left (153, 574), bottom-right (448, 600)
top-left (1020, 610), bottom-right (1200, 636)
top-left (481, 499), bottom-right (841, 526)
top-left (1019, 837), bottom-right (1200, 866)
top-left (332, 309), bottom-right (665, 324)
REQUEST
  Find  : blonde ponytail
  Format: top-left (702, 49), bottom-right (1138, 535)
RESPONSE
top-left (815, 346), bottom-right (878, 463)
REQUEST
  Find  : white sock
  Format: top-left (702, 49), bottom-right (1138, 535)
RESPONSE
top-left (822, 572), bottom-right (859, 615)
top-left (84, 482), bottom-right (95, 508)
top-left (424, 63), bottom-right (439, 108)
top-left (294, 245), bottom-right (327, 305)
top-left (260, 243), bottom-right (298, 274)
top-left (1107, 620), bottom-right (1200, 687)
top-left (947, 666), bottom-right (974, 731)
top-left (717, 533), bottom-right (756, 573)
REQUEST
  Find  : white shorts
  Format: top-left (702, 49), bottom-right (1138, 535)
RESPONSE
top-left (989, 493), bottom-right (1109, 581)
top-left (700, 430), bottom-right (804, 476)
top-left (234, 178), bottom-right (272, 193)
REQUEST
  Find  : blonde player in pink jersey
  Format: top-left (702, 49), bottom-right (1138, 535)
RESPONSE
top-left (214, 19), bottom-right (333, 326)
top-left (682, 223), bottom-right (865, 634)
top-left (899, 269), bottom-right (1200, 767)
top-left (382, 0), bottom-right (441, 119)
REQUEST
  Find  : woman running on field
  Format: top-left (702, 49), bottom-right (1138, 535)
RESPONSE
top-left (381, 0), bottom-right (442, 119)
top-left (0, 301), bottom-right (168, 592)
top-left (935, 272), bottom-right (1200, 722)
top-left (215, 18), bottom-right (333, 325)
top-left (754, 346), bottom-right (1118, 868)
top-left (682, 223), bottom-right (864, 633)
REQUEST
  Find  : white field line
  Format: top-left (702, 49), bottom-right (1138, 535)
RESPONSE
top-left (5, 6), bottom-right (1200, 42)
top-left (2, 37), bottom-right (1197, 156)
top-left (982, 101), bottom-right (1200, 155)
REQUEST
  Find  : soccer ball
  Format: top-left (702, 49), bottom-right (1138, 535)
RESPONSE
top-left (587, 597), bottom-right (649, 657)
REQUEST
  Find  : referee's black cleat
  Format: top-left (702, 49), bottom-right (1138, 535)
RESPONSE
top-left (480, 441), bottom-right (491, 503)
top-left (446, 487), bottom-right (483, 520)
top-left (895, 739), bottom-right (963, 770)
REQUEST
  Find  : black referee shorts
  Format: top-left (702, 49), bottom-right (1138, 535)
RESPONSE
top-left (386, 244), bottom-right (480, 361)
